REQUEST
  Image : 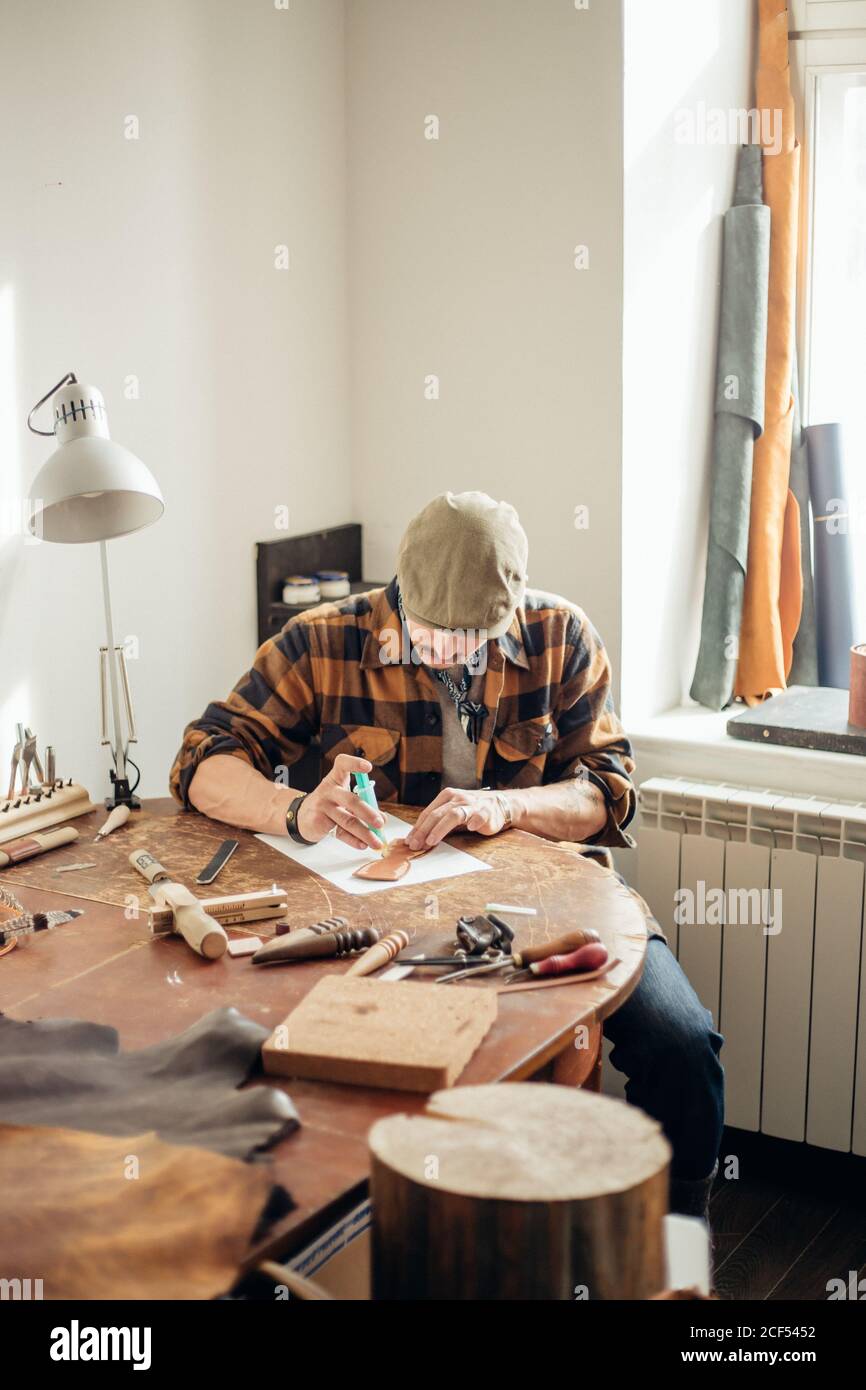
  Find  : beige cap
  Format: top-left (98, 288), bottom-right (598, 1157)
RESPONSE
top-left (396, 491), bottom-right (528, 638)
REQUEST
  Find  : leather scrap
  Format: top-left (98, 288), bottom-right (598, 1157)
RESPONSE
top-left (0, 1006), bottom-right (299, 1161)
top-left (353, 837), bottom-right (431, 882)
top-left (0, 1121), bottom-right (279, 1300)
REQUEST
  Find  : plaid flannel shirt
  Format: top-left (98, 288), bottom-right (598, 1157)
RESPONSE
top-left (169, 579), bottom-right (636, 847)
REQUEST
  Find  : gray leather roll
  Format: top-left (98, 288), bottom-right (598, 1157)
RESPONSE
top-left (691, 145), bottom-right (770, 710)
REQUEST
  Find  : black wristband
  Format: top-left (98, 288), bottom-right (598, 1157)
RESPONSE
top-left (285, 793), bottom-right (315, 845)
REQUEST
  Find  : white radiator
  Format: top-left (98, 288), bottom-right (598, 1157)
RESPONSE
top-left (637, 776), bottom-right (866, 1154)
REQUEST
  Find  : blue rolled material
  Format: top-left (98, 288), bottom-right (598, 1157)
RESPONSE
top-left (807, 422), bottom-right (856, 689)
top-left (787, 360), bottom-right (819, 686)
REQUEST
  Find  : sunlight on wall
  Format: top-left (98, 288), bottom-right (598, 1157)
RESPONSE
top-left (0, 284), bottom-right (21, 553)
top-left (625, 0), bottom-right (722, 172)
top-left (0, 283), bottom-right (30, 724)
top-left (808, 73), bottom-right (866, 637)
top-left (621, 0), bottom-right (754, 723)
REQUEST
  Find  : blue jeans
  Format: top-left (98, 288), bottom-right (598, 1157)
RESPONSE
top-left (603, 935), bottom-right (725, 1181)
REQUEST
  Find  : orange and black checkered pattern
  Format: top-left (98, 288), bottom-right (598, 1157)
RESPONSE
top-left (169, 579), bottom-right (636, 846)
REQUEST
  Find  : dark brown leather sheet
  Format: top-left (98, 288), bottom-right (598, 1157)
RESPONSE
top-left (0, 1005), bottom-right (299, 1161)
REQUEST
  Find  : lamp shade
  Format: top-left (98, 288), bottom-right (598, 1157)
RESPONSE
top-left (27, 380), bottom-right (163, 543)
top-left (29, 437), bottom-right (164, 543)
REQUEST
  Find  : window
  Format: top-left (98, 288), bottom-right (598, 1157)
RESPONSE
top-left (796, 32), bottom-right (866, 637)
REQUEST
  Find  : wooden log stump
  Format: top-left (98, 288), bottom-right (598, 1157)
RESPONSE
top-left (369, 1082), bottom-right (671, 1300)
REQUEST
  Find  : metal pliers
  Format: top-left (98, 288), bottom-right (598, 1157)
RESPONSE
top-left (5, 725), bottom-right (41, 802)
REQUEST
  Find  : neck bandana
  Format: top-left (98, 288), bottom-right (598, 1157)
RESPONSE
top-left (397, 588), bottom-right (488, 743)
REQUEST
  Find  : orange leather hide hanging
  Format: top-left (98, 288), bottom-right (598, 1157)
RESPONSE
top-left (735, 0), bottom-right (803, 702)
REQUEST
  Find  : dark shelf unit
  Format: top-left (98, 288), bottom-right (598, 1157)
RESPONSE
top-left (254, 523), bottom-right (385, 791)
top-left (255, 522), bottom-right (384, 647)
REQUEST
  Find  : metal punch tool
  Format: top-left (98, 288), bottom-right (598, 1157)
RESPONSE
top-left (19, 730), bottom-right (39, 798)
top-left (24, 728), bottom-right (45, 786)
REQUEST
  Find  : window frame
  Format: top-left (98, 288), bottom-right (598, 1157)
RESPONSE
top-left (791, 32), bottom-right (866, 422)
top-left (791, 0), bottom-right (866, 35)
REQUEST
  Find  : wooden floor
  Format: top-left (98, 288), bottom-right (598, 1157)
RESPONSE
top-left (711, 1127), bottom-right (866, 1300)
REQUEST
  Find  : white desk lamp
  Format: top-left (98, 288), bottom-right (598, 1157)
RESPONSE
top-left (27, 373), bottom-right (164, 809)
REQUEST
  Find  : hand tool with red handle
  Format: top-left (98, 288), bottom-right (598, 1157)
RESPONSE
top-left (529, 942), bottom-right (609, 976)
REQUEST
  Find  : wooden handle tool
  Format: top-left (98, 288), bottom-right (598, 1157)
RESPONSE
top-left (95, 804), bottom-right (131, 840)
top-left (252, 919), bottom-right (375, 966)
top-left (0, 825), bottom-right (79, 868)
top-left (344, 930), bottom-right (409, 977)
top-left (511, 928), bottom-right (600, 968)
top-left (529, 943), bottom-right (609, 976)
top-left (129, 849), bottom-right (228, 960)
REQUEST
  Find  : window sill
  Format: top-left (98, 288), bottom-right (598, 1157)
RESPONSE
top-left (627, 704), bottom-right (866, 804)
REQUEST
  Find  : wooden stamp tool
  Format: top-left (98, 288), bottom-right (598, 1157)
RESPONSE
top-left (129, 849), bottom-right (228, 960)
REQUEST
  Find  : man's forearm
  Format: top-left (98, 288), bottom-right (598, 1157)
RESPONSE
top-left (503, 778), bottom-right (608, 843)
top-left (188, 754), bottom-right (294, 834)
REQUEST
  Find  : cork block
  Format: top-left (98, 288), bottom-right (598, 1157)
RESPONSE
top-left (262, 975), bottom-right (498, 1092)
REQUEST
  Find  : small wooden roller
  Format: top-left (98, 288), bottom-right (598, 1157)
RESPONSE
top-left (344, 930), bottom-right (410, 977)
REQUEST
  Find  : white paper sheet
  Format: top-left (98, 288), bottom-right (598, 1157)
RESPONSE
top-left (256, 812), bottom-right (490, 896)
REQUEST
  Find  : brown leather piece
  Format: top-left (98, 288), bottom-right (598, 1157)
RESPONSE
top-left (0, 1121), bottom-right (276, 1300)
top-left (352, 837), bottom-right (431, 882)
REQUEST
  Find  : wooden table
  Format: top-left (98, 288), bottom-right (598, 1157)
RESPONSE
top-left (0, 799), bottom-right (648, 1267)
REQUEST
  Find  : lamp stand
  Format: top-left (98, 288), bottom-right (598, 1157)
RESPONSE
top-left (98, 541), bottom-right (140, 809)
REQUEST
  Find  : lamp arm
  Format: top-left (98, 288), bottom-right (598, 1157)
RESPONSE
top-left (26, 372), bottom-right (78, 437)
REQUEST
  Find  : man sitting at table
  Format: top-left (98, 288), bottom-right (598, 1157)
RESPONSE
top-left (170, 491), bottom-right (724, 1223)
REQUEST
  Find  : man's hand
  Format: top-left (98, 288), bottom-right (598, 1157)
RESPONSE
top-left (296, 754), bottom-right (386, 850)
top-left (406, 788), bottom-right (510, 850)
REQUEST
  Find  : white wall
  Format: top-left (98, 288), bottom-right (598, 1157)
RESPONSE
top-left (346, 0), bottom-right (625, 683)
top-left (621, 0), bottom-right (755, 724)
top-left (0, 0), bottom-right (349, 800)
